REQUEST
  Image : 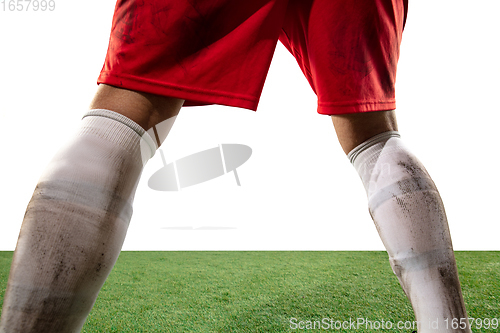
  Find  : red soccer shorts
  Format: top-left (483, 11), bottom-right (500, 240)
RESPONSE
top-left (98, 0), bottom-right (408, 115)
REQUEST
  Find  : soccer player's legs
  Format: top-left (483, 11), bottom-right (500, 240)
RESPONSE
top-left (280, 0), bottom-right (471, 331)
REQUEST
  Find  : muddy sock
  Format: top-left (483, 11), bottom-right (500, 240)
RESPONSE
top-left (348, 131), bottom-right (470, 333)
top-left (0, 109), bottom-right (156, 333)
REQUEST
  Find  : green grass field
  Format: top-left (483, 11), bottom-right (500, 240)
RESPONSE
top-left (0, 251), bottom-right (498, 332)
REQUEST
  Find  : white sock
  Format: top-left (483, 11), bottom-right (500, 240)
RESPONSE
top-left (348, 131), bottom-right (470, 333)
top-left (0, 109), bottom-right (156, 333)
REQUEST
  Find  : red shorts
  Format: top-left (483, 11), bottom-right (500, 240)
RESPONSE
top-left (98, 0), bottom-right (408, 115)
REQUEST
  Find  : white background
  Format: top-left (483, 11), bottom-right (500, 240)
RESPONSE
top-left (0, 0), bottom-right (499, 251)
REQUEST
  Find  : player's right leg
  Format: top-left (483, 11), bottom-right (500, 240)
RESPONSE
top-left (0, 85), bottom-right (183, 333)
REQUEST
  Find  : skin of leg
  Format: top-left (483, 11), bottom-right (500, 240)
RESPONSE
top-left (330, 109), bottom-right (398, 154)
top-left (0, 85), bottom-right (184, 332)
top-left (89, 83), bottom-right (185, 131)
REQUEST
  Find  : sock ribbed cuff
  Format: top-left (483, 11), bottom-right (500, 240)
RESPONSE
top-left (82, 109), bottom-right (157, 159)
top-left (347, 131), bottom-right (401, 164)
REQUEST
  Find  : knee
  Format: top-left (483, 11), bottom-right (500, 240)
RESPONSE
top-left (331, 110), bottom-right (398, 154)
top-left (89, 84), bottom-right (184, 130)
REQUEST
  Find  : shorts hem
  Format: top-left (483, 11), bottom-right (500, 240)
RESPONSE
top-left (97, 72), bottom-right (259, 111)
top-left (317, 101), bottom-right (396, 115)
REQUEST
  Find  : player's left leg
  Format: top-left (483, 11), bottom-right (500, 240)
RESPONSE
top-left (281, 0), bottom-right (470, 330)
top-left (331, 110), bottom-right (471, 333)
top-left (0, 85), bottom-right (183, 333)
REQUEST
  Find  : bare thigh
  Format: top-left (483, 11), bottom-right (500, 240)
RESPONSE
top-left (331, 110), bottom-right (398, 155)
top-left (89, 84), bottom-right (185, 131)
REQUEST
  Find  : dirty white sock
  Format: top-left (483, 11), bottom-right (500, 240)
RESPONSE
top-left (0, 109), bottom-right (156, 333)
top-left (348, 131), bottom-right (470, 333)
